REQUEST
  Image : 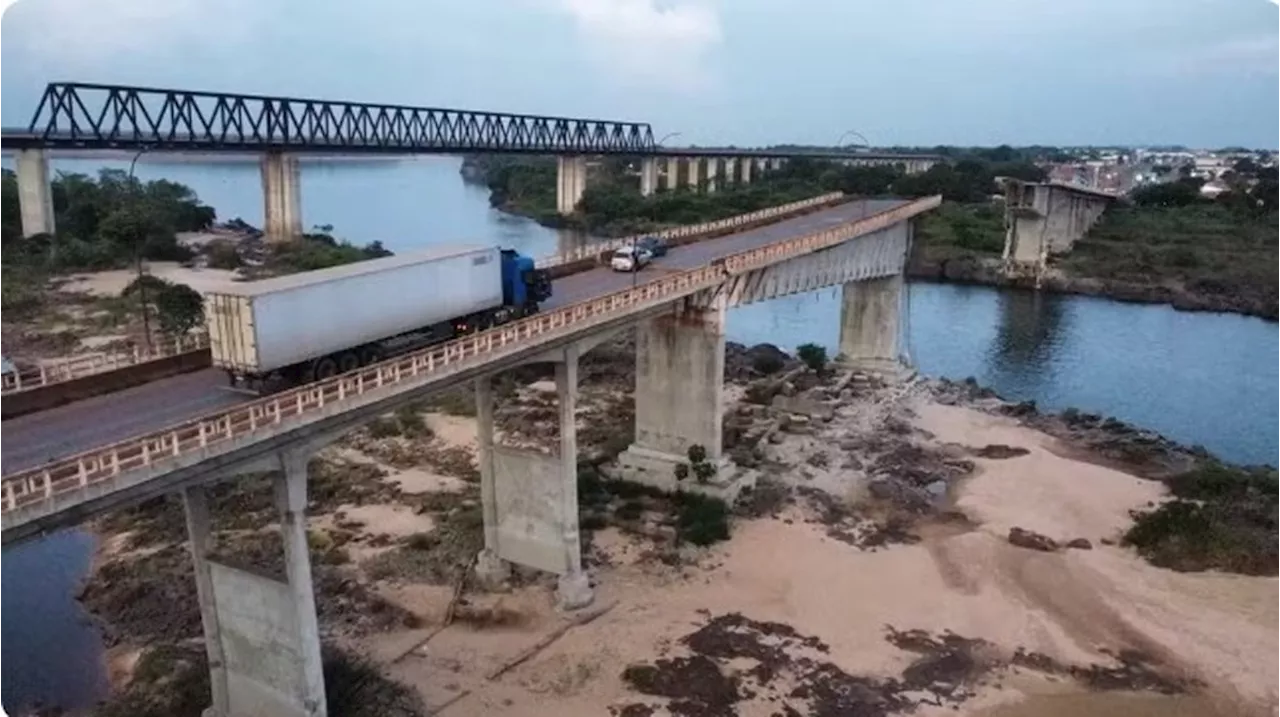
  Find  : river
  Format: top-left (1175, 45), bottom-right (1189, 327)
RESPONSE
top-left (2, 156), bottom-right (1276, 714)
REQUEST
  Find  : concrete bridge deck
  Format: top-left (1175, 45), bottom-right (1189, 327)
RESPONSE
top-left (0, 198), bottom-right (904, 481)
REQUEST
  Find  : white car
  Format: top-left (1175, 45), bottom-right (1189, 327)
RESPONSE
top-left (610, 246), bottom-right (652, 272)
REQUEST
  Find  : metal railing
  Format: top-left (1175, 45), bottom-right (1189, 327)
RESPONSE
top-left (1, 334), bottom-right (210, 395)
top-left (0, 196), bottom-right (940, 518)
top-left (534, 193), bottom-right (844, 269)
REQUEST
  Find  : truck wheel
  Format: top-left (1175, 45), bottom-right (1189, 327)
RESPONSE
top-left (338, 351), bottom-right (360, 373)
top-left (312, 356), bottom-right (339, 381)
top-left (360, 346), bottom-right (383, 366)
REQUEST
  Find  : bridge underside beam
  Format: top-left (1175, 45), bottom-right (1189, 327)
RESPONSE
top-left (475, 345), bottom-right (592, 609)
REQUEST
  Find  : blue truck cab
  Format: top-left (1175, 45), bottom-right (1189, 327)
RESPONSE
top-left (500, 249), bottom-right (553, 313)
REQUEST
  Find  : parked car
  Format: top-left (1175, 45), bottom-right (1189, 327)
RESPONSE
top-left (636, 235), bottom-right (669, 258)
top-left (610, 246), bottom-right (652, 272)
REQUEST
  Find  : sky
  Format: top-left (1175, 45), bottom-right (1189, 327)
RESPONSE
top-left (1, 0), bottom-right (1276, 149)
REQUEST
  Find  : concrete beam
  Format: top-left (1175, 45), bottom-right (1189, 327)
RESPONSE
top-left (640, 157), bottom-right (658, 197)
top-left (664, 157), bottom-right (680, 191)
top-left (16, 149), bottom-right (55, 237)
top-left (619, 297), bottom-right (749, 501)
top-left (838, 274), bottom-right (903, 374)
top-left (261, 151), bottom-right (303, 243)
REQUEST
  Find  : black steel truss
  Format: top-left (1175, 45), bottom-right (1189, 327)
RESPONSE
top-left (10, 82), bottom-right (657, 155)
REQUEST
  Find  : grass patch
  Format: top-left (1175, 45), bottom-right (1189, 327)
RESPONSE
top-left (1124, 463), bottom-right (1277, 575)
top-left (675, 493), bottom-right (731, 547)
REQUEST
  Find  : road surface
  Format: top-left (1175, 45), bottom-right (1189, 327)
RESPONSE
top-left (1, 198), bottom-right (903, 475)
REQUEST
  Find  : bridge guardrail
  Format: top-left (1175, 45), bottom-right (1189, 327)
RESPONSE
top-left (0, 195), bottom-right (941, 518)
top-left (1, 334), bottom-right (210, 395)
top-left (534, 192), bottom-right (844, 269)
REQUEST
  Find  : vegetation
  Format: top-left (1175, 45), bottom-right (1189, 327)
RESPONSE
top-left (1124, 463), bottom-right (1277, 576)
top-left (796, 343), bottom-right (828, 373)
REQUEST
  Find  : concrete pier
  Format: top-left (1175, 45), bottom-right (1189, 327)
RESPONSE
top-left (740, 157), bottom-right (753, 184)
top-left (838, 274), bottom-right (903, 374)
top-left (619, 298), bottom-right (747, 501)
top-left (705, 157), bottom-right (719, 194)
top-left (724, 158), bottom-right (737, 187)
top-left (260, 151), bottom-right (303, 243)
top-left (664, 157), bottom-right (680, 191)
top-left (1001, 179), bottom-right (1112, 272)
top-left (556, 155), bottom-right (588, 215)
top-left (16, 149), bottom-right (55, 237)
top-left (770, 158), bottom-right (783, 171)
top-left (474, 349), bottom-right (592, 609)
top-left (184, 454), bottom-right (327, 717)
top-left (640, 157), bottom-right (659, 197)
top-left (686, 157), bottom-right (701, 191)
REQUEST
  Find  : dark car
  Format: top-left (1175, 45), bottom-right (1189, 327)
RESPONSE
top-left (636, 236), bottom-right (669, 258)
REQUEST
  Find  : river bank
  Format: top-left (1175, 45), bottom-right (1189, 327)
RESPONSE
top-left (58, 335), bottom-right (1276, 717)
top-left (907, 251), bottom-right (1278, 321)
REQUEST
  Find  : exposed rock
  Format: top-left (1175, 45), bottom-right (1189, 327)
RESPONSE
top-left (1066, 538), bottom-right (1094, 550)
top-left (1007, 527), bottom-right (1058, 552)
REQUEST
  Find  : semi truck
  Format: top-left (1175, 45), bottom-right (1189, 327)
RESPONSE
top-left (204, 244), bottom-right (552, 393)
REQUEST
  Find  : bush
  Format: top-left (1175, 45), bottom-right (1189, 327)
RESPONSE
top-left (206, 241), bottom-right (243, 270)
top-left (796, 343), bottom-right (828, 372)
top-left (752, 352), bottom-right (785, 375)
top-left (675, 493), bottom-right (731, 546)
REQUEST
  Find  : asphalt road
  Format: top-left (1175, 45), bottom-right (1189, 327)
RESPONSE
top-left (1, 198), bottom-right (904, 475)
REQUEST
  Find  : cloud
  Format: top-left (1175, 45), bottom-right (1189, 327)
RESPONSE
top-left (546, 0), bottom-right (722, 92)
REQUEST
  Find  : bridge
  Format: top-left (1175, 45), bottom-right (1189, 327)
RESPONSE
top-left (3, 83), bottom-right (943, 236)
top-left (999, 177), bottom-right (1118, 280)
top-left (2, 193), bottom-right (940, 717)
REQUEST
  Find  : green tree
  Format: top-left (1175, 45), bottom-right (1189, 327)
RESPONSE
top-left (154, 282), bottom-right (205, 336)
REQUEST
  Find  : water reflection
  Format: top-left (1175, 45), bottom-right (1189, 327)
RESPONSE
top-left (986, 289), bottom-right (1068, 397)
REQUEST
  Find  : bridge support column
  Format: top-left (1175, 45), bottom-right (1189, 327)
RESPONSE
top-left (556, 155), bottom-right (588, 215)
top-left (261, 151), bottom-right (303, 243)
top-left (724, 158), bottom-right (737, 187)
top-left (664, 157), bottom-right (680, 191)
top-left (838, 274), bottom-right (904, 375)
top-left (740, 157), bottom-right (753, 184)
top-left (474, 348), bottom-right (592, 610)
top-left (686, 157), bottom-right (701, 192)
top-left (619, 297), bottom-right (749, 501)
top-left (640, 157), bottom-right (658, 197)
top-left (705, 158), bottom-right (719, 194)
top-left (181, 455), bottom-right (327, 717)
top-left (16, 149), bottom-right (55, 237)
top-left (770, 158), bottom-right (783, 171)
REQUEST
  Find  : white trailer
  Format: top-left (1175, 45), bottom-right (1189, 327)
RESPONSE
top-left (206, 244), bottom-right (508, 390)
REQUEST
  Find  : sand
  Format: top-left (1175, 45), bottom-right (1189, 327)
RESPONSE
top-left (354, 391), bottom-right (1277, 717)
top-left (60, 262), bottom-right (241, 297)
